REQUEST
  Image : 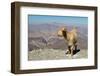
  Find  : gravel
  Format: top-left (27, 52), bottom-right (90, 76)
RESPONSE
top-left (28, 49), bottom-right (88, 60)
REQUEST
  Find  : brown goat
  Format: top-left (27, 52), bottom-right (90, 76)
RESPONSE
top-left (57, 27), bottom-right (77, 56)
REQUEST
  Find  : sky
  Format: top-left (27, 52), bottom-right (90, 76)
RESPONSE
top-left (28, 15), bottom-right (88, 26)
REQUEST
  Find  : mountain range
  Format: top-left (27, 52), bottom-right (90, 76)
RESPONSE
top-left (28, 23), bottom-right (88, 51)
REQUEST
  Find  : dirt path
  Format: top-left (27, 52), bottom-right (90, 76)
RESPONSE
top-left (28, 49), bottom-right (88, 60)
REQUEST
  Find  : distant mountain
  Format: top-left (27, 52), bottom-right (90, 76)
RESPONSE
top-left (28, 23), bottom-right (58, 32)
top-left (28, 23), bottom-right (88, 51)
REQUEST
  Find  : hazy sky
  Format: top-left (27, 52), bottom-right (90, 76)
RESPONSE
top-left (28, 15), bottom-right (88, 26)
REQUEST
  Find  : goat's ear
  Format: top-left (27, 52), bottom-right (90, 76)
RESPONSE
top-left (62, 27), bottom-right (65, 30)
top-left (62, 27), bottom-right (66, 31)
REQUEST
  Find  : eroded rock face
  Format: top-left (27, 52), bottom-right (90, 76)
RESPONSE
top-left (28, 23), bottom-right (88, 51)
top-left (28, 37), bottom-right (47, 51)
top-left (47, 38), bottom-right (67, 50)
top-left (28, 35), bottom-right (87, 51)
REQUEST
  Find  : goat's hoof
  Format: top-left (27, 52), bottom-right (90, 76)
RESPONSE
top-left (65, 52), bottom-right (69, 54)
top-left (66, 50), bottom-right (70, 54)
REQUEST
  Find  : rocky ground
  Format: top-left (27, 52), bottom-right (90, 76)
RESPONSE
top-left (28, 49), bottom-right (88, 60)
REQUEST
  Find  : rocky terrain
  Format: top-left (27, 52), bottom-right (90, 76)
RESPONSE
top-left (28, 23), bottom-right (88, 60)
top-left (28, 49), bottom-right (88, 60)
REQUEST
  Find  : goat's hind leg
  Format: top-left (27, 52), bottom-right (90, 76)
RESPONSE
top-left (75, 44), bottom-right (77, 51)
top-left (70, 45), bottom-right (74, 57)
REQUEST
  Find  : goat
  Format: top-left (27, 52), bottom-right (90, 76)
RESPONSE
top-left (57, 27), bottom-right (78, 56)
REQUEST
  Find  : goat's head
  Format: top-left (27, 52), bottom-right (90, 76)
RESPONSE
top-left (57, 27), bottom-right (67, 38)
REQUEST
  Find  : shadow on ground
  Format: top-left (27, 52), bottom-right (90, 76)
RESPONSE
top-left (73, 49), bottom-right (80, 55)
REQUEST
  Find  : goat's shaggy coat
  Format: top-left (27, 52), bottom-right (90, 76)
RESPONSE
top-left (57, 27), bottom-right (78, 56)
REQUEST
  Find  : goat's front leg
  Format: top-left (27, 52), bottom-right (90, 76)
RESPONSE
top-left (66, 46), bottom-right (71, 54)
top-left (66, 49), bottom-right (70, 54)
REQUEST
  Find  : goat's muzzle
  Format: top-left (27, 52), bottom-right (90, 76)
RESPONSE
top-left (57, 30), bottom-right (63, 37)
